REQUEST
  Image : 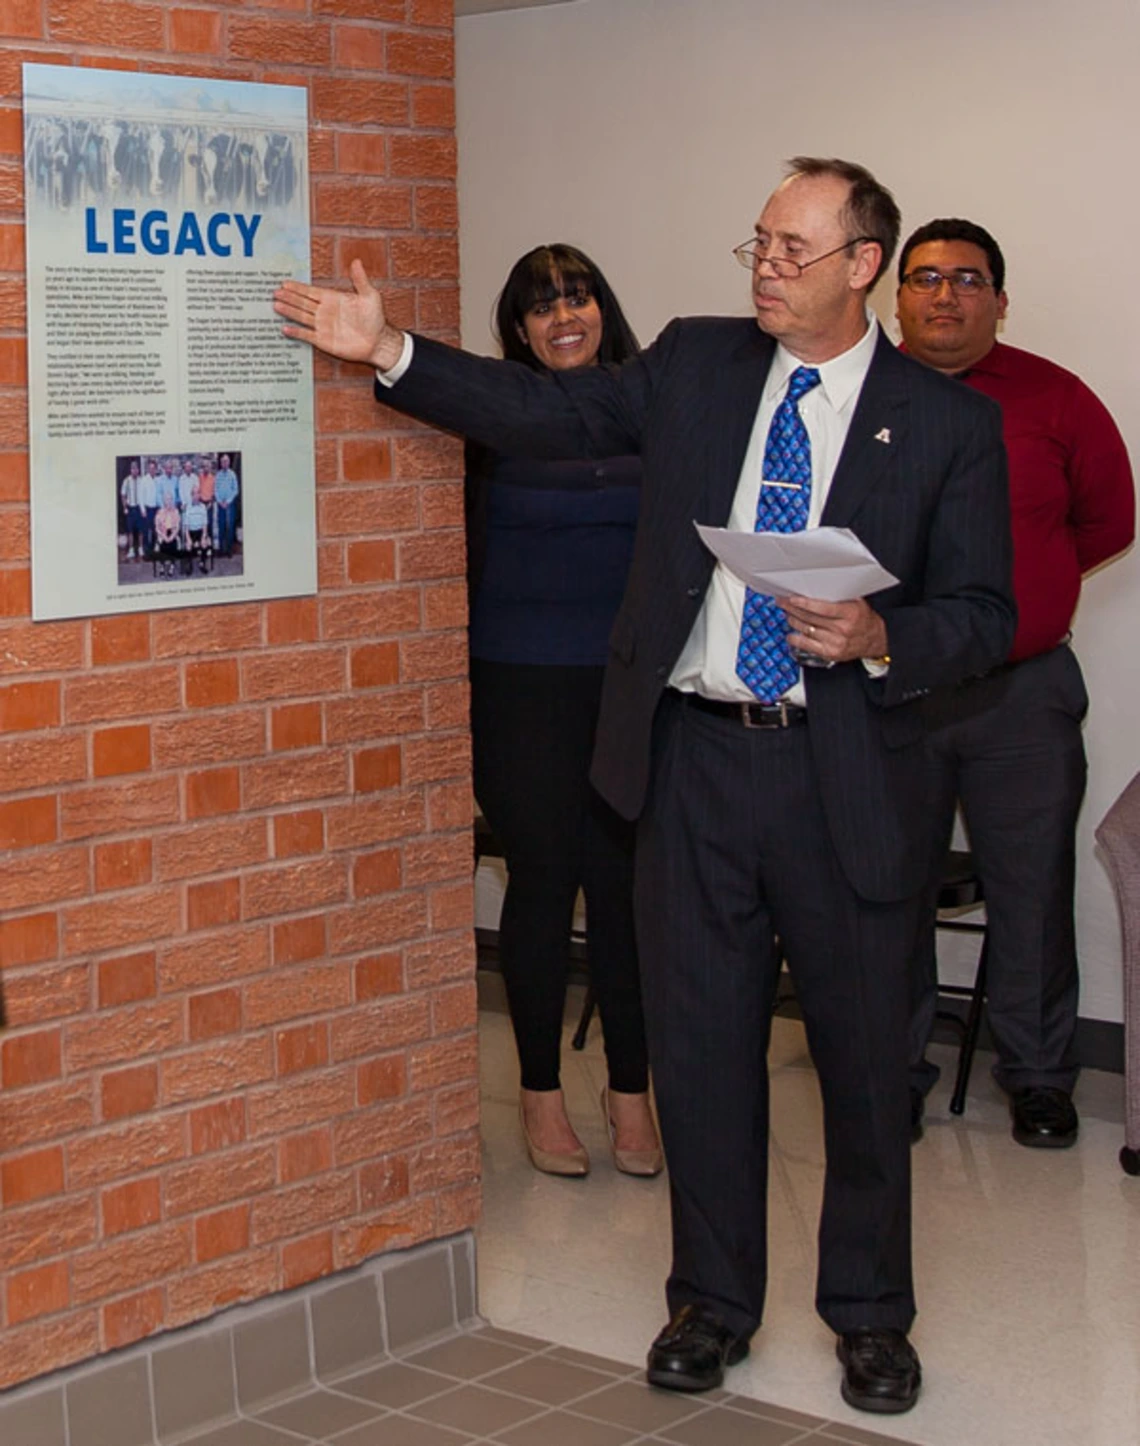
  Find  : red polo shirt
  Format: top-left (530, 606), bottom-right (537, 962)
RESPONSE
top-left (956, 342), bottom-right (1135, 660)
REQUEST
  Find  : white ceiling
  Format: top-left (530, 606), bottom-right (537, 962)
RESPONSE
top-left (455, 0), bottom-right (578, 15)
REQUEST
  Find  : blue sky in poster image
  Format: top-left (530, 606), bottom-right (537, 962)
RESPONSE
top-left (23, 63), bottom-right (307, 126)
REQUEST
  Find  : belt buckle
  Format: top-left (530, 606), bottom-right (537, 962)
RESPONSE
top-left (742, 700), bottom-right (786, 729)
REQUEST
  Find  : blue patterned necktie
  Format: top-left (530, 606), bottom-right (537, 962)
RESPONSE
top-left (735, 365), bottom-right (822, 701)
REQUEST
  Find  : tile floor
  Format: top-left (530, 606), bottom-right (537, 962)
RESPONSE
top-left (476, 976), bottom-right (1140, 1446)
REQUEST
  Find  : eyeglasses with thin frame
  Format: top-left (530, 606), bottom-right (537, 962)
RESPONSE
top-left (900, 268), bottom-right (995, 296)
top-left (732, 235), bottom-right (875, 277)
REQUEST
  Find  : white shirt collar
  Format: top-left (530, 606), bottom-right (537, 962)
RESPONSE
top-left (763, 307), bottom-right (880, 412)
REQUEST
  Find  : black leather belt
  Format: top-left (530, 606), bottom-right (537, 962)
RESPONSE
top-left (677, 691), bottom-right (807, 729)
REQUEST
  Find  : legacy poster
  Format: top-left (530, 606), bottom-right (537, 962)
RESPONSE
top-left (23, 64), bottom-right (315, 619)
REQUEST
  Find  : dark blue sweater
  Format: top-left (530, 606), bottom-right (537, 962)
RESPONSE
top-left (467, 451), bottom-right (640, 666)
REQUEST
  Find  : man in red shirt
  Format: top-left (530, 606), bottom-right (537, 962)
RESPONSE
top-left (897, 218), bottom-right (1135, 1148)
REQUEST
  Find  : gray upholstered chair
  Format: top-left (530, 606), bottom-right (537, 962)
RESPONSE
top-left (1094, 771), bottom-right (1140, 1175)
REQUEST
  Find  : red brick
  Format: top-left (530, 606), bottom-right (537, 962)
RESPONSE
top-left (337, 131), bottom-right (387, 176)
top-left (91, 614), bottom-right (150, 666)
top-left (281, 1231), bottom-right (334, 1290)
top-left (242, 751), bottom-right (348, 811)
top-left (0, 735), bottom-right (84, 792)
top-left (4, 1079), bottom-right (92, 1152)
top-left (102, 1176), bottom-right (161, 1237)
top-left (63, 884), bottom-right (181, 957)
top-left (65, 665), bottom-right (180, 724)
top-left (229, 16), bottom-right (330, 64)
top-left (311, 75), bottom-right (407, 128)
top-left (271, 701), bottom-right (322, 752)
top-left (401, 632), bottom-right (466, 684)
top-left (326, 790), bottom-right (424, 852)
top-left (430, 880), bottom-right (474, 933)
top-left (271, 914), bottom-right (326, 967)
top-left (350, 642), bottom-right (400, 689)
top-left (250, 1171), bottom-right (355, 1245)
top-left (320, 484), bottom-right (419, 538)
top-left (353, 847), bottom-right (401, 897)
top-left (410, 0), bottom-right (451, 25)
top-left (432, 980), bottom-right (477, 1036)
top-left (187, 877), bottom-right (242, 932)
top-left (412, 83), bottom-right (454, 130)
top-left (1, 962), bottom-right (89, 1028)
top-left (244, 857), bottom-right (347, 922)
top-left (66, 1000), bottom-right (182, 1077)
top-left (1, 1146), bottom-right (65, 1207)
top-left (0, 847), bottom-right (88, 914)
top-left (92, 723), bottom-right (152, 777)
top-left (315, 179), bottom-right (412, 230)
top-left (357, 1053), bottom-right (405, 1105)
top-left (167, 1145), bottom-right (274, 1215)
top-left (358, 1155), bottom-right (409, 1210)
top-left (346, 540), bottom-right (396, 584)
top-left (163, 1036), bottom-right (274, 1108)
top-left (387, 29), bottom-right (453, 78)
top-left (265, 597), bottom-right (319, 645)
top-left (152, 605), bottom-right (261, 661)
top-left (7, 1261), bottom-right (69, 1324)
top-left (101, 1063), bottom-right (158, 1121)
top-left (335, 1199), bottom-right (433, 1267)
top-left (188, 987), bottom-right (242, 1042)
top-left (98, 951), bottom-right (156, 1008)
top-left (354, 952), bottom-right (403, 1000)
top-left (0, 450), bottom-right (30, 503)
top-left (423, 581), bottom-right (467, 632)
top-left (391, 134), bottom-right (455, 181)
top-left (61, 777), bottom-right (177, 843)
top-left (153, 708), bottom-right (265, 769)
top-left (0, 795), bottom-right (56, 850)
top-left (427, 779), bottom-right (473, 833)
top-left (405, 933), bottom-right (472, 990)
top-left (242, 648), bottom-right (345, 702)
top-left (341, 438), bottom-right (391, 483)
top-left (276, 1022), bottom-right (328, 1076)
top-left (410, 1033), bottom-right (478, 1093)
top-left (102, 1287), bottom-right (164, 1350)
top-left (166, 1250), bottom-right (276, 1328)
top-left (0, 2), bottom-right (42, 42)
top-left (273, 809), bottom-right (324, 858)
top-left (326, 689), bottom-right (423, 744)
top-left (333, 23), bottom-right (385, 70)
top-left (186, 766), bottom-right (241, 819)
top-left (170, 7), bottom-right (222, 54)
top-left (195, 1204), bottom-right (249, 1263)
top-left (0, 679), bottom-right (59, 732)
top-left (2, 1027), bottom-right (62, 1088)
top-left (189, 1097), bottom-right (246, 1156)
top-left (353, 744), bottom-right (401, 794)
top-left (66, 1116), bottom-right (185, 1192)
top-left (184, 658), bottom-right (240, 709)
top-left (0, 334), bottom-right (26, 387)
top-left (94, 837), bottom-right (153, 892)
top-left (70, 1223), bottom-right (193, 1306)
top-left (279, 1128), bottom-right (332, 1183)
top-left (160, 927), bottom-right (269, 993)
top-left (330, 994), bottom-right (429, 1063)
top-left (154, 818), bottom-right (268, 883)
top-left (426, 680), bottom-right (469, 732)
top-left (0, 1312), bottom-right (100, 1394)
top-left (48, 1), bottom-right (165, 48)
top-left (403, 733), bottom-right (469, 786)
top-left (404, 832), bottom-right (470, 887)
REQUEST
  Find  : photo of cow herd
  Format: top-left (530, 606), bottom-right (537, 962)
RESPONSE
top-left (25, 115), bottom-right (299, 212)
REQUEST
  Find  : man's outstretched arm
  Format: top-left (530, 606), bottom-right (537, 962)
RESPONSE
top-left (274, 259), bottom-right (406, 372)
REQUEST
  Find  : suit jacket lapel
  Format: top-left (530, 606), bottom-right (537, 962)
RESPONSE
top-left (699, 325), bottom-right (774, 525)
top-left (821, 331), bottom-right (909, 527)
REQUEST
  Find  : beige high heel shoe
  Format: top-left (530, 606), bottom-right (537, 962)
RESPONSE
top-left (518, 1100), bottom-right (589, 1177)
top-left (602, 1086), bottom-right (664, 1177)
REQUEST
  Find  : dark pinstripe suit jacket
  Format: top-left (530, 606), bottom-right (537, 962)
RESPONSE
top-left (386, 318), bottom-right (1015, 902)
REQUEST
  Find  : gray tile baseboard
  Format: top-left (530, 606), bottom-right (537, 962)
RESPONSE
top-left (0, 1232), bottom-right (478, 1446)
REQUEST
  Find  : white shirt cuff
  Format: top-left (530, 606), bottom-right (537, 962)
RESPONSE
top-left (375, 332), bottom-right (414, 386)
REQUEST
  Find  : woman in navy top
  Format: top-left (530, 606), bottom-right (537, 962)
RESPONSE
top-left (469, 245), bottom-right (661, 1177)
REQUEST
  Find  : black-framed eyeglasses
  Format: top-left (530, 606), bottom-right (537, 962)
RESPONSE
top-left (900, 268), bottom-right (995, 296)
top-left (732, 235), bottom-right (875, 277)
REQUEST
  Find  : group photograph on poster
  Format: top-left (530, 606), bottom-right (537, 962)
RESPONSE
top-left (115, 449), bottom-right (243, 583)
top-left (22, 63), bottom-right (315, 621)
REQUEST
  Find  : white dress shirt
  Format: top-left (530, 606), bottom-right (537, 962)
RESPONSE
top-left (670, 314), bottom-right (880, 705)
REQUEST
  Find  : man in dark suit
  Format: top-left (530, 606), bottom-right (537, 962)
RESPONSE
top-left (275, 158), bottom-right (1015, 1416)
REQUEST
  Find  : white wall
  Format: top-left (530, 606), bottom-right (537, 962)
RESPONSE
top-left (456, 0), bottom-right (1140, 1023)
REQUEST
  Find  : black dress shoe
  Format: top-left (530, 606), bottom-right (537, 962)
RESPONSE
top-left (647, 1304), bottom-right (749, 1392)
top-left (1010, 1087), bottom-right (1078, 1148)
top-left (837, 1328), bottom-right (921, 1414)
top-left (909, 1087), bottom-right (925, 1144)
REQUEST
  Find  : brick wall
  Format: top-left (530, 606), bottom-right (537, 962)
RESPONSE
top-left (0, 0), bottom-right (478, 1391)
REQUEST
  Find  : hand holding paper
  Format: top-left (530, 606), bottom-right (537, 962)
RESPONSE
top-left (696, 523), bottom-right (896, 665)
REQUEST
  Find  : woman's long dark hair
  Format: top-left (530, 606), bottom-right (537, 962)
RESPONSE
top-left (493, 243), bottom-right (640, 370)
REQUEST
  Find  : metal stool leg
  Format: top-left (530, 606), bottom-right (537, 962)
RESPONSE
top-left (949, 938), bottom-right (989, 1115)
top-left (571, 984), bottom-right (595, 1051)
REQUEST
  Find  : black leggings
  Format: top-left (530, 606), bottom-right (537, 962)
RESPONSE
top-left (471, 658), bottom-right (649, 1093)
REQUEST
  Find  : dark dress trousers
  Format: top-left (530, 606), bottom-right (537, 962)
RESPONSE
top-left (384, 318), bottom-right (1015, 1336)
